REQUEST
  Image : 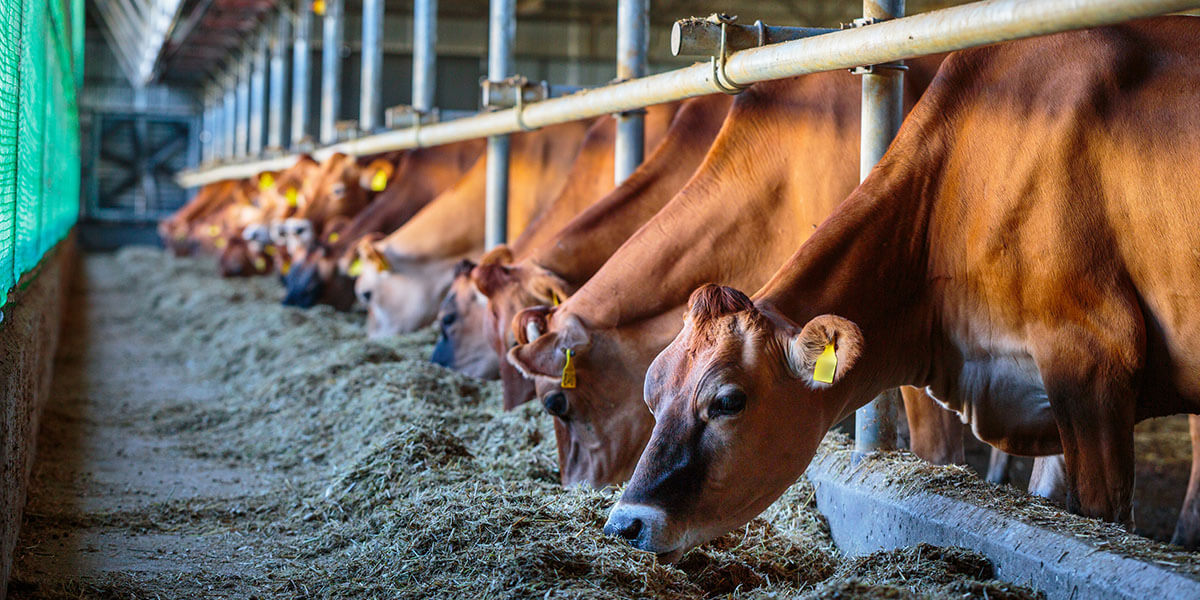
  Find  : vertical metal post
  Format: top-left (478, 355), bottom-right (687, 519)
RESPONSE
top-left (223, 68), bottom-right (237, 159)
top-left (235, 54), bottom-right (251, 157)
top-left (291, 0), bottom-right (312, 148)
top-left (485, 0), bottom-right (514, 249)
top-left (319, 0), bottom-right (344, 144)
top-left (268, 10), bottom-right (290, 151)
top-left (614, 0), bottom-right (647, 184)
top-left (360, 0), bottom-right (383, 132)
top-left (854, 0), bottom-right (905, 461)
top-left (200, 96), bottom-right (213, 163)
top-left (411, 0), bottom-right (437, 113)
top-left (249, 33), bottom-right (268, 155)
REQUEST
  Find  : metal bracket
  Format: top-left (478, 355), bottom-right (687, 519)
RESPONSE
top-left (335, 120), bottom-right (360, 142)
top-left (384, 105), bottom-right (441, 130)
top-left (842, 17), bottom-right (909, 75)
top-left (710, 14), bottom-right (749, 95)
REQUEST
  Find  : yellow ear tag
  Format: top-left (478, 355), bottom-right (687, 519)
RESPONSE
top-left (328, 232), bottom-right (340, 243)
top-left (286, 187), bottom-right (298, 207)
top-left (551, 290), bottom-right (561, 306)
top-left (259, 173), bottom-right (275, 191)
top-left (312, 0), bottom-right (325, 15)
top-left (370, 170), bottom-right (388, 191)
top-left (208, 224), bottom-right (220, 237)
top-left (280, 260), bottom-right (291, 275)
top-left (813, 342), bottom-right (837, 384)
top-left (253, 256), bottom-right (266, 271)
top-left (561, 349), bottom-right (577, 389)
top-left (214, 237), bottom-right (227, 249)
top-left (264, 245), bottom-right (277, 256)
top-left (348, 258), bottom-right (363, 277)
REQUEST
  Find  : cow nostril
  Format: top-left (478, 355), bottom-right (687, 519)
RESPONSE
top-left (361, 290), bottom-right (373, 304)
top-left (542, 392), bottom-right (568, 417)
top-left (616, 517), bottom-right (643, 541)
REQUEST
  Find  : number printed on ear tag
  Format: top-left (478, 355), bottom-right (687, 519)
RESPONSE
top-left (813, 342), bottom-right (837, 384)
top-left (561, 349), bottom-right (577, 389)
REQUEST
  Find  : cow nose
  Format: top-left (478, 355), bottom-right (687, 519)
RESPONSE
top-left (604, 503), bottom-right (668, 552)
top-left (606, 515), bottom-right (642, 541)
top-left (360, 289), bottom-right (373, 304)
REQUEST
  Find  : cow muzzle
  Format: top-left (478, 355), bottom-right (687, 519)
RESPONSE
top-left (603, 503), bottom-right (683, 561)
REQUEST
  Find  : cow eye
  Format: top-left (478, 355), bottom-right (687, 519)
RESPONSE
top-left (709, 390), bottom-right (747, 418)
top-left (331, 183), bottom-right (346, 197)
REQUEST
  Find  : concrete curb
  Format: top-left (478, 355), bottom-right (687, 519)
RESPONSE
top-left (805, 448), bottom-right (1200, 600)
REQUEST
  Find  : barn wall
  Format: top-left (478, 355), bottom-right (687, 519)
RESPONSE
top-left (0, 233), bottom-right (74, 596)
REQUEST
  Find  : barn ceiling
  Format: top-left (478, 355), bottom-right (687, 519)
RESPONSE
top-left (115, 0), bottom-right (971, 89)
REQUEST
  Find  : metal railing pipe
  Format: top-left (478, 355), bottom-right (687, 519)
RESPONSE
top-left (360, 0), bottom-right (384, 132)
top-left (178, 0), bottom-right (1200, 186)
top-left (485, 0), bottom-right (514, 249)
top-left (291, 0), bottom-right (313, 148)
top-left (854, 0), bottom-right (904, 460)
top-left (614, 0), bottom-right (647, 184)
top-left (320, 0), bottom-right (344, 144)
top-left (268, 11), bottom-right (290, 151)
top-left (412, 0), bottom-right (437, 113)
top-left (249, 33), bottom-right (268, 155)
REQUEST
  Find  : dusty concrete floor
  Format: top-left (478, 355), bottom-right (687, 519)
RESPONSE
top-left (7, 255), bottom-right (283, 598)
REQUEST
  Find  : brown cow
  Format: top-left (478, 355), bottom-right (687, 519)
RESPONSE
top-left (431, 104), bottom-right (681, 378)
top-left (603, 20), bottom-right (1200, 559)
top-left (459, 94), bottom-right (733, 407)
top-left (505, 64), bottom-right (943, 487)
top-left (355, 120), bottom-right (594, 338)
top-left (160, 179), bottom-right (246, 255)
top-left (281, 141), bottom-right (486, 309)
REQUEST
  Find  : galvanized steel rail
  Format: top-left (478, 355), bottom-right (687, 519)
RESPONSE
top-left (176, 0), bottom-right (1200, 188)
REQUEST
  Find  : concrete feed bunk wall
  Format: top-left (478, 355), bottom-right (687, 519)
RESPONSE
top-left (0, 235), bottom-right (73, 597)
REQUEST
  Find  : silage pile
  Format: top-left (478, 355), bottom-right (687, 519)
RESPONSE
top-left (73, 247), bottom-right (1042, 599)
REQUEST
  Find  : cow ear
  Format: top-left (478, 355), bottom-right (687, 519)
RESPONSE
top-left (785, 315), bottom-right (863, 386)
top-left (557, 314), bottom-right (591, 352)
top-left (472, 262), bottom-right (511, 298)
top-left (508, 328), bottom-right (562, 378)
top-left (479, 245), bottom-right (514, 267)
top-left (512, 305), bottom-right (552, 345)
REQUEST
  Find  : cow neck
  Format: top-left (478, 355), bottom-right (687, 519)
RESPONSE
top-left (564, 73), bottom-right (861, 332)
top-left (756, 154), bottom-right (940, 406)
top-left (382, 157), bottom-right (488, 262)
top-left (509, 117), bottom-right (618, 259)
top-left (533, 96), bottom-right (730, 287)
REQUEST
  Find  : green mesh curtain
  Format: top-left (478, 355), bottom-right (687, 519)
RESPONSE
top-left (0, 0), bottom-right (82, 308)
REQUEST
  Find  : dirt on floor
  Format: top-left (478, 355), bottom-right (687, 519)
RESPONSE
top-left (10, 246), bottom-right (1170, 598)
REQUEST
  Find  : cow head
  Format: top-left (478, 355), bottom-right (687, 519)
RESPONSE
top-left (353, 239), bottom-right (454, 338)
top-left (282, 217), bottom-right (316, 256)
top-left (219, 235), bottom-right (272, 277)
top-left (603, 284), bottom-right (861, 561)
top-left (430, 258), bottom-right (500, 379)
top-left (283, 246), bottom-right (357, 310)
top-left (472, 259), bottom-right (570, 410)
top-left (507, 305), bottom-right (658, 488)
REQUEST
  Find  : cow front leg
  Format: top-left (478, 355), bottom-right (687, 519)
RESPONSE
top-left (1042, 366), bottom-right (1137, 526)
top-left (902, 386), bottom-right (965, 465)
top-left (1171, 414), bottom-right (1200, 549)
